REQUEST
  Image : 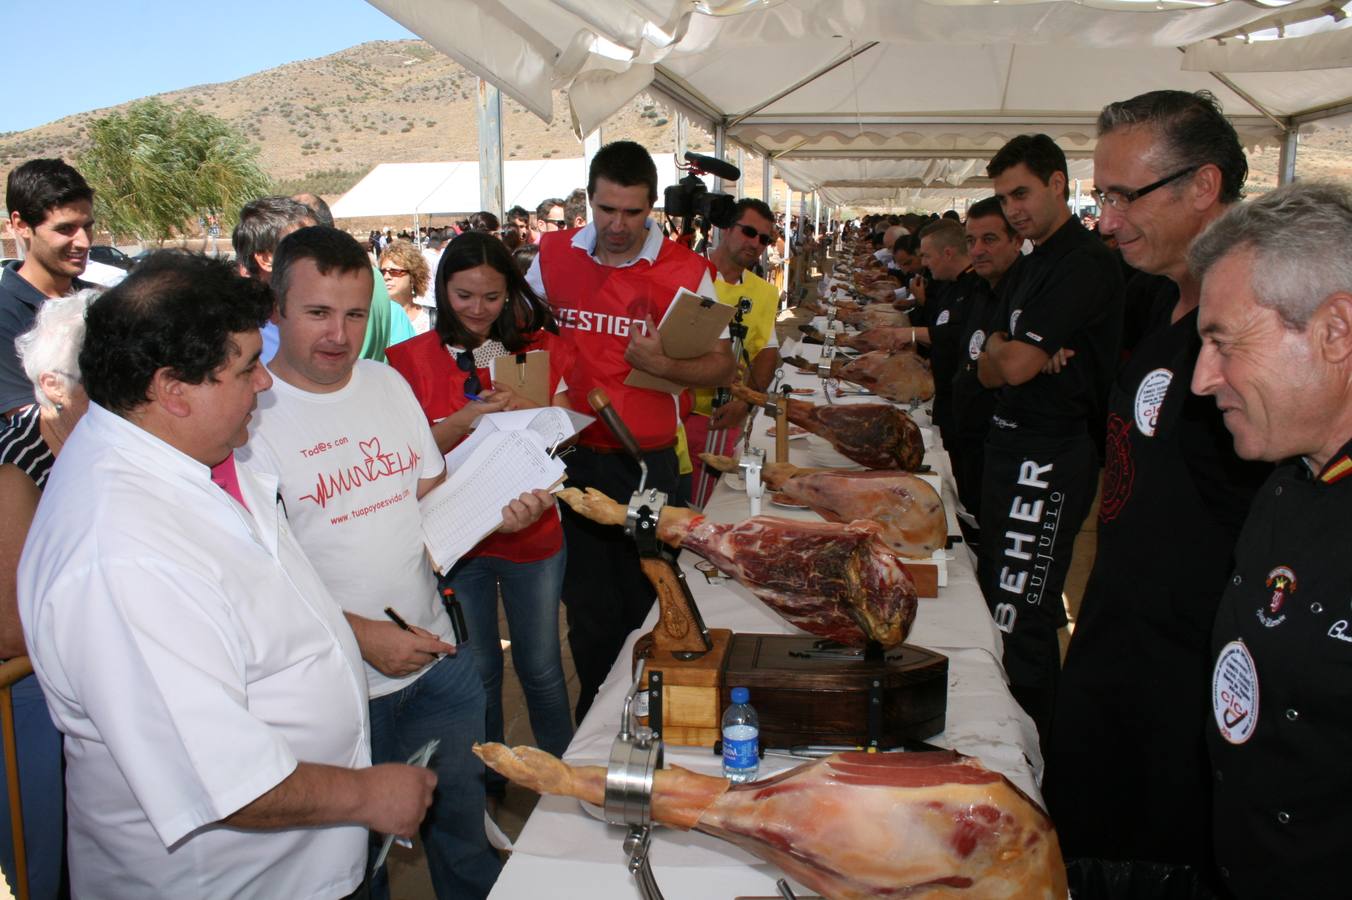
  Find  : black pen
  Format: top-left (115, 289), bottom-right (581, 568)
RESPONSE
top-left (384, 607), bottom-right (412, 631)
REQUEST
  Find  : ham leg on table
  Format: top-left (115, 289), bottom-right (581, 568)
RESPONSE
top-left (474, 743), bottom-right (1068, 900)
top-left (731, 383), bottom-right (924, 471)
top-left (785, 350), bottom-right (934, 405)
top-left (797, 325), bottom-right (914, 355)
top-left (557, 487), bottom-right (917, 647)
top-left (700, 455), bottom-right (946, 559)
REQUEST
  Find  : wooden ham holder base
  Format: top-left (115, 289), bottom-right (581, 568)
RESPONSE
top-left (633, 559), bottom-right (948, 750)
top-left (904, 562), bottom-right (939, 598)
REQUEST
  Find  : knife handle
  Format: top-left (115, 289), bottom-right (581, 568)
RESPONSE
top-left (587, 388), bottom-right (644, 463)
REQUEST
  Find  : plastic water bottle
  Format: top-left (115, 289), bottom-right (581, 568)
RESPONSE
top-left (722, 686), bottom-right (760, 783)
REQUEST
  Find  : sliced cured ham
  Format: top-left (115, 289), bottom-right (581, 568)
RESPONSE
top-left (701, 456), bottom-right (946, 558)
top-left (557, 487), bottom-right (917, 647)
top-left (731, 383), bottom-right (924, 471)
top-left (474, 743), bottom-right (1068, 900)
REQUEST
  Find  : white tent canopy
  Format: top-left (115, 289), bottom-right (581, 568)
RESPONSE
top-left (368, 0), bottom-right (1352, 191)
top-left (330, 156), bottom-right (705, 220)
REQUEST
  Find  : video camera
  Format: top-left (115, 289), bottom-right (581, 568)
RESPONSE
top-left (663, 152), bottom-right (741, 229)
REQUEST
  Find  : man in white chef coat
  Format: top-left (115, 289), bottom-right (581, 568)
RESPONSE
top-left (18, 252), bottom-right (435, 900)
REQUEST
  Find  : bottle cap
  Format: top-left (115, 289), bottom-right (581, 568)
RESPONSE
top-left (730, 686), bottom-right (749, 704)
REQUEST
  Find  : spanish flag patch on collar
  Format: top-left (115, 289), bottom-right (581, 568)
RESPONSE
top-left (1319, 454), bottom-right (1352, 485)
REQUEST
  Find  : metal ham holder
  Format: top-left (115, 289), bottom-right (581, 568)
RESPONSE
top-left (693, 297), bottom-right (753, 509)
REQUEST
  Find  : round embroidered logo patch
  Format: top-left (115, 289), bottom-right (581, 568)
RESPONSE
top-left (1213, 640), bottom-right (1259, 745)
top-left (1133, 368), bottom-right (1173, 437)
top-left (968, 329), bottom-right (986, 360)
top-left (936, 309), bottom-right (950, 326)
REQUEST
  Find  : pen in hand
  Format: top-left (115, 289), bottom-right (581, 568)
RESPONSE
top-left (384, 607), bottom-right (412, 631)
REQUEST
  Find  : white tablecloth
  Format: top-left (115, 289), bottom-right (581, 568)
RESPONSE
top-left (489, 328), bottom-right (1040, 899)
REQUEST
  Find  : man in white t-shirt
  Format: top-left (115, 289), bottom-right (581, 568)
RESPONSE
top-left (19, 252), bottom-right (436, 899)
top-left (243, 226), bottom-right (551, 900)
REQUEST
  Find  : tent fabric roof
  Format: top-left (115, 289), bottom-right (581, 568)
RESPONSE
top-left (368, 0), bottom-right (1352, 192)
top-left (330, 156), bottom-right (700, 219)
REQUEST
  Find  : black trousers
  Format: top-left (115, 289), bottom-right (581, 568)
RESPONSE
top-left (560, 445), bottom-right (680, 723)
top-left (977, 427), bottom-right (1097, 747)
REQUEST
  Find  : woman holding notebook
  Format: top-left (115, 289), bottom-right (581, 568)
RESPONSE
top-left (387, 232), bottom-right (576, 798)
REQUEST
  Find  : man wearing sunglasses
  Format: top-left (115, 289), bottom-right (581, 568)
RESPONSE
top-left (1043, 90), bottom-right (1269, 889)
top-left (975, 133), bottom-right (1125, 750)
top-left (526, 140), bottom-right (732, 722)
top-left (682, 198), bottom-right (783, 506)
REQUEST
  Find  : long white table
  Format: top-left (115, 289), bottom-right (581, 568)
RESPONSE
top-left (488, 327), bottom-right (1040, 899)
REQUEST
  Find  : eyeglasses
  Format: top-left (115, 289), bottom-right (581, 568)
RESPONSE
top-left (1091, 166), bottom-right (1199, 212)
top-left (456, 351), bottom-right (482, 401)
top-left (547, 219), bottom-right (567, 228)
top-left (737, 224), bottom-right (773, 246)
top-left (379, 266), bottom-right (409, 278)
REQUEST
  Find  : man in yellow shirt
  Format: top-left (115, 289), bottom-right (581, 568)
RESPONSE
top-left (682, 198), bottom-right (782, 506)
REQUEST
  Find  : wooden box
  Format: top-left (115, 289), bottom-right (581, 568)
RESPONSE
top-left (637, 628), bottom-right (733, 748)
top-left (721, 634), bottom-right (947, 749)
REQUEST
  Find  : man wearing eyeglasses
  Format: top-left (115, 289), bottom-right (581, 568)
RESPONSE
top-left (525, 140), bottom-right (731, 722)
top-left (683, 198), bottom-right (782, 506)
top-left (1043, 90), bottom-right (1269, 887)
top-left (975, 133), bottom-right (1124, 748)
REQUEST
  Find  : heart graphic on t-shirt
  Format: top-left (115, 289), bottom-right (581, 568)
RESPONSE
top-left (359, 438), bottom-right (382, 460)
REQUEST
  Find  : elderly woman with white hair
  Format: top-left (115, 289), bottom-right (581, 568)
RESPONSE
top-left (0, 288), bottom-right (96, 900)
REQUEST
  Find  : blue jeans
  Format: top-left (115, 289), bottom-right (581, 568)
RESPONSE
top-left (0, 672), bottom-right (64, 900)
top-left (368, 652), bottom-right (501, 900)
top-left (446, 550), bottom-right (572, 778)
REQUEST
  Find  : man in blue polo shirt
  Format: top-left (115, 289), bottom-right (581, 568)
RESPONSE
top-left (2, 158), bottom-right (94, 419)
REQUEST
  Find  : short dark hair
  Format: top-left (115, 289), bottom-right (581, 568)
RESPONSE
top-left (587, 141), bottom-right (658, 205)
top-left (535, 197), bottom-right (565, 221)
top-left (731, 198), bottom-right (775, 227)
top-left (1097, 90), bottom-right (1247, 205)
top-left (80, 252), bottom-right (273, 415)
top-left (468, 211), bottom-right (500, 233)
top-left (5, 158), bottom-right (94, 226)
top-left (966, 196), bottom-right (1017, 237)
top-left (564, 188), bottom-right (588, 226)
top-left (272, 226), bottom-right (373, 312)
top-left (505, 205), bottom-right (529, 223)
top-left (232, 197), bottom-right (316, 279)
top-left (892, 234), bottom-right (919, 256)
top-left (942, 209), bottom-right (961, 222)
top-left (433, 231), bottom-right (556, 353)
top-left (987, 134), bottom-right (1069, 200)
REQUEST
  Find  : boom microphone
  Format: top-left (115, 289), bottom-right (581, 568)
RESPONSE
top-left (684, 151), bottom-right (741, 182)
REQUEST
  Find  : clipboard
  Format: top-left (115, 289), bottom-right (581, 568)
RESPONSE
top-left (624, 287), bottom-right (735, 394)
top-left (492, 350), bottom-right (550, 407)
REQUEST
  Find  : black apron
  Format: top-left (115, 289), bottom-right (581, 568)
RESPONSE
top-left (1045, 283), bottom-right (1265, 869)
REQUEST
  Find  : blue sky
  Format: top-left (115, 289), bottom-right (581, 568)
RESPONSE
top-left (2, 0), bottom-right (416, 133)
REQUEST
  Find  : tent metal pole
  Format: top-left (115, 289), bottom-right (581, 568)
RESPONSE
top-left (476, 78), bottom-right (504, 219)
top-left (713, 123), bottom-right (727, 194)
top-left (1278, 129), bottom-right (1299, 185)
top-left (676, 114), bottom-right (688, 159)
top-left (583, 130), bottom-right (602, 223)
top-left (763, 155), bottom-right (772, 204)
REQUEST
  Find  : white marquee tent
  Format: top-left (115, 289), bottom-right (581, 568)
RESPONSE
top-left (330, 155), bottom-right (706, 220)
top-left (368, 0), bottom-right (1352, 198)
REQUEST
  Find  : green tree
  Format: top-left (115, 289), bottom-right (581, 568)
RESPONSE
top-left (80, 98), bottom-right (272, 241)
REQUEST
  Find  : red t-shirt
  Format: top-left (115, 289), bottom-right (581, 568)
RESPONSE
top-left (386, 329), bottom-right (574, 563)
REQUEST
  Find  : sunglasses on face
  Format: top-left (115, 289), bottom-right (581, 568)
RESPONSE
top-left (547, 219), bottom-right (567, 228)
top-left (379, 266), bottom-right (409, 278)
top-left (456, 351), bottom-right (482, 401)
top-left (736, 224), bottom-right (773, 246)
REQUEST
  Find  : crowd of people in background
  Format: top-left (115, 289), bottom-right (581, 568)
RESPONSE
top-left (3, 86), bottom-right (1352, 900)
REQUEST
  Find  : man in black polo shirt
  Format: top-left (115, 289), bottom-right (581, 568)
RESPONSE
top-left (950, 198), bottom-right (1025, 540)
top-left (975, 134), bottom-right (1124, 744)
top-left (1043, 91), bottom-right (1269, 885)
top-left (1189, 182), bottom-right (1352, 900)
top-left (3, 159), bottom-right (94, 418)
top-left (911, 219), bottom-right (980, 449)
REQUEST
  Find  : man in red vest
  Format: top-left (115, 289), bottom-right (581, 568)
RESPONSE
top-left (526, 140), bottom-right (732, 721)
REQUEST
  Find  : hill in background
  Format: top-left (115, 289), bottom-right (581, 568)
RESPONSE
top-left (1, 38), bottom-right (1347, 212)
